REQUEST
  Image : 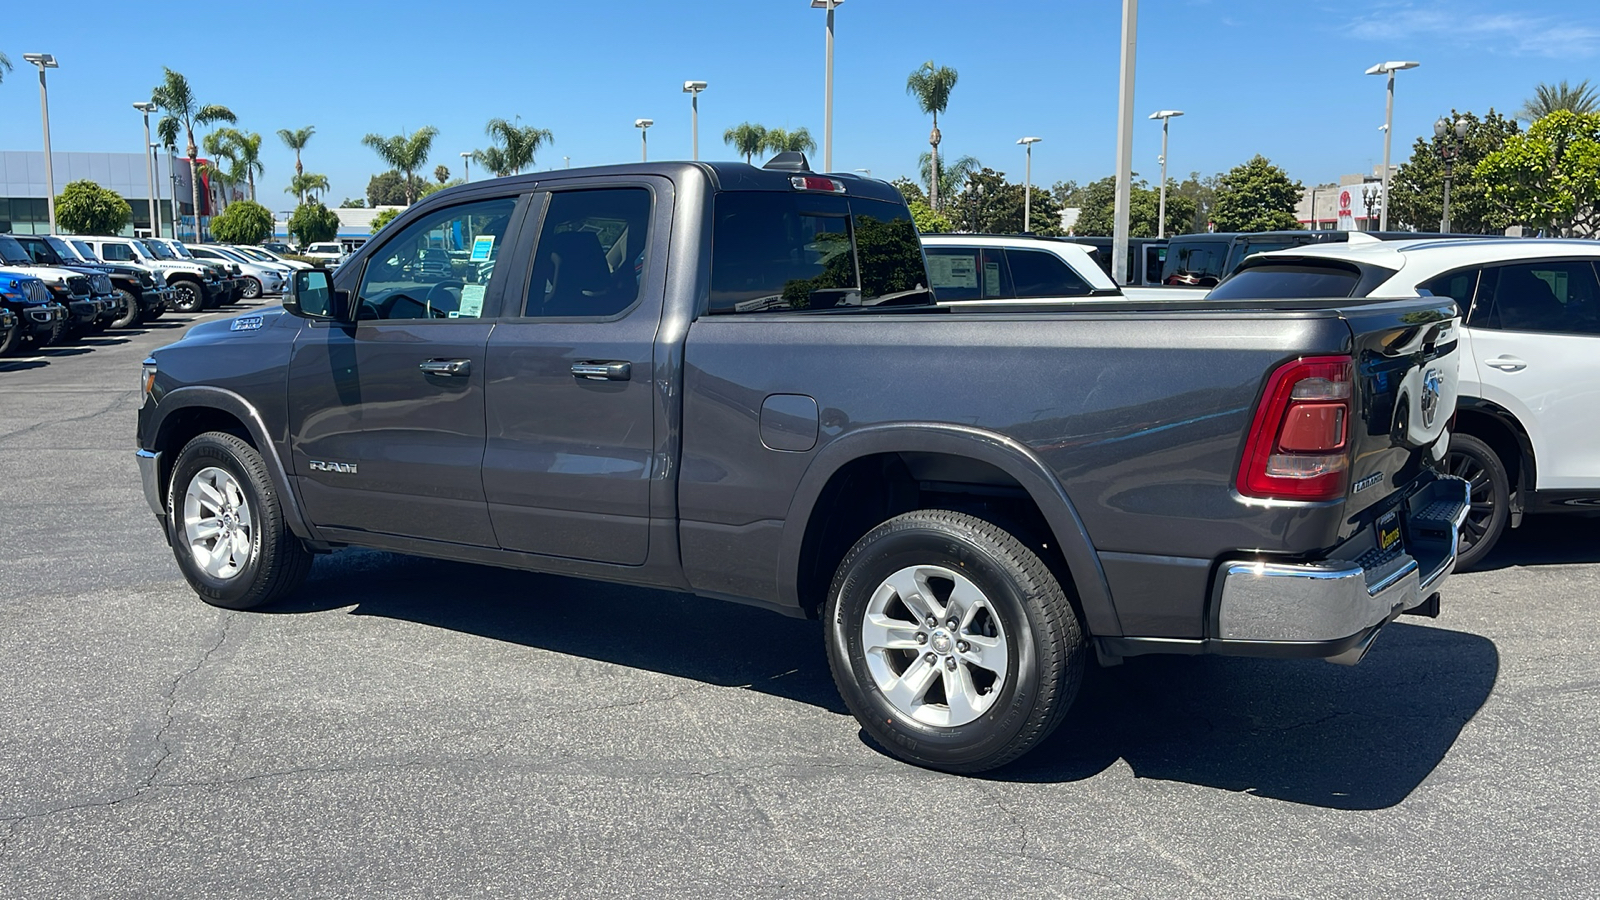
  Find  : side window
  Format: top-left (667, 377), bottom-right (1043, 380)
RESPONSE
top-left (1144, 245), bottom-right (1165, 284)
top-left (1476, 261), bottom-right (1600, 335)
top-left (926, 247), bottom-right (1011, 301)
top-left (1004, 249), bottom-right (1091, 298)
top-left (1164, 241), bottom-right (1228, 286)
top-left (101, 243), bottom-right (132, 262)
top-left (523, 188), bottom-right (652, 318)
top-left (1419, 269), bottom-right (1480, 320)
top-left (710, 192), bottom-right (852, 313)
top-left (354, 196), bottom-right (517, 321)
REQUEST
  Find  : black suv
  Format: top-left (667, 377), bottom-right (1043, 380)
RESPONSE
top-left (13, 235), bottom-right (165, 328)
top-left (0, 234), bottom-right (106, 337)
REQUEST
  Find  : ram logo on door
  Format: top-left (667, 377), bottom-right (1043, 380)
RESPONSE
top-left (308, 459), bottom-right (358, 475)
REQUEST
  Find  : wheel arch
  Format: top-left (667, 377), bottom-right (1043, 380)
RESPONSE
top-left (777, 424), bottom-right (1121, 638)
top-left (1455, 397), bottom-right (1536, 494)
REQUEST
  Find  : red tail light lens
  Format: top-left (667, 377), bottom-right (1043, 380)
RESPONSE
top-left (1237, 356), bottom-right (1354, 501)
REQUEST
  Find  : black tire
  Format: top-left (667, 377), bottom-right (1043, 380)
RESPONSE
top-left (110, 288), bottom-right (142, 328)
top-left (1449, 433), bottom-right (1510, 569)
top-left (173, 280), bottom-right (206, 313)
top-left (240, 277), bottom-right (262, 300)
top-left (825, 510), bottom-right (1085, 773)
top-left (0, 320), bottom-right (18, 356)
top-left (166, 431), bottom-right (313, 610)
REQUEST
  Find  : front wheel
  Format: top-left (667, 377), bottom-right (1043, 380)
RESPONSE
top-left (825, 510), bottom-right (1085, 773)
top-left (171, 280), bottom-right (204, 313)
top-left (111, 288), bottom-right (142, 328)
top-left (240, 277), bottom-right (262, 300)
top-left (1449, 433), bottom-right (1510, 569)
top-left (167, 431), bottom-right (313, 610)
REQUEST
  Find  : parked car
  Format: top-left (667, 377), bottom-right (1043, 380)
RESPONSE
top-left (0, 235), bottom-right (106, 337)
top-left (81, 237), bottom-right (223, 313)
top-left (185, 244), bottom-right (286, 299)
top-left (261, 242), bottom-right (295, 256)
top-left (231, 244), bottom-right (312, 272)
top-left (1054, 236), bottom-right (1170, 286)
top-left (922, 235), bottom-right (1206, 304)
top-left (14, 234), bottom-right (167, 327)
top-left (1210, 235), bottom-right (1600, 566)
top-left (301, 242), bottom-right (347, 266)
top-left (0, 270), bottom-right (65, 349)
top-left (138, 160), bottom-right (1467, 773)
top-left (146, 240), bottom-right (244, 305)
top-left (1162, 230), bottom-right (1504, 288)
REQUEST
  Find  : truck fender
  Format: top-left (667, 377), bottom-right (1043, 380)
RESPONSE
top-left (149, 385), bottom-right (315, 541)
top-left (776, 423), bottom-right (1123, 638)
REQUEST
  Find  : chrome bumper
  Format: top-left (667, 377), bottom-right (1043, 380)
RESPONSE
top-left (1214, 476), bottom-right (1470, 664)
top-left (137, 449), bottom-right (163, 518)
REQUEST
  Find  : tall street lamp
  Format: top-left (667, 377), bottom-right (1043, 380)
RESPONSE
top-left (1111, 1), bottom-right (1138, 285)
top-left (1434, 115), bottom-right (1469, 233)
top-left (1365, 60), bottom-right (1419, 232)
top-left (683, 81), bottom-right (707, 160)
top-left (1148, 110), bottom-right (1183, 238)
top-left (150, 143), bottom-right (164, 236)
top-left (1017, 137), bottom-right (1042, 232)
top-left (460, 151), bottom-right (472, 183)
top-left (636, 118), bottom-right (653, 161)
top-left (133, 101), bottom-right (160, 237)
top-left (23, 53), bottom-right (59, 234)
top-left (811, 0), bottom-right (843, 172)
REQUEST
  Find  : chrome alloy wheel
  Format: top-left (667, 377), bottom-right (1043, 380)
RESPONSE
top-left (182, 466), bottom-right (254, 580)
top-left (861, 564), bottom-right (1010, 727)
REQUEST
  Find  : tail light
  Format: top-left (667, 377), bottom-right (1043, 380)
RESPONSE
top-left (1237, 356), bottom-right (1353, 501)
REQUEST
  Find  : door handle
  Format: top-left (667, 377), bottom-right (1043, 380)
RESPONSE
top-left (419, 358), bottom-right (471, 377)
top-left (1484, 356), bottom-right (1527, 372)
top-left (571, 361), bottom-right (631, 381)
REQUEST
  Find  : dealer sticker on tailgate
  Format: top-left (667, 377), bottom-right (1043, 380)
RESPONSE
top-left (1377, 511), bottom-right (1402, 553)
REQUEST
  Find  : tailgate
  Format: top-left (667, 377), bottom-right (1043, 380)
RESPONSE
top-left (1340, 298), bottom-right (1460, 521)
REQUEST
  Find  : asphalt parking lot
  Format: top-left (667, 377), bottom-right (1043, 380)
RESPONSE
top-left (2, 308), bottom-right (1597, 899)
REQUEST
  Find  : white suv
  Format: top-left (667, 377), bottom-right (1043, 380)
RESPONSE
top-left (921, 235), bottom-right (1207, 304)
top-left (1210, 235), bottom-right (1600, 565)
top-left (302, 242), bottom-right (347, 267)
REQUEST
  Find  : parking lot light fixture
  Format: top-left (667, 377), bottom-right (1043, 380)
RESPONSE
top-left (23, 53), bottom-right (60, 234)
top-left (1017, 137), bottom-right (1042, 232)
top-left (133, 102), bottom-right (160, 237)
top-left (460, 151), bottom-right (471, 183)
top-left (636, 119), bottom-right (654, 161)
top-left (683, 82), bottom-right (707, 160)
top-left (1365, 60), bottom-right (1419, 232)
top-left (1434, 115), bottom-right (1470, 232)
top-left (1148, 110), bottom-right (1183, 238)
top-left (811, 0), bottom-right (843, 172)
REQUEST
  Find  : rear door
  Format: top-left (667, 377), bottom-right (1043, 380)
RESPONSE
top-left (1467, 259), bottom-right (1600, 489)
top-left (286, 193), bottom-right (525, 546)
top-left (480, 180), bottom-right (668, 565)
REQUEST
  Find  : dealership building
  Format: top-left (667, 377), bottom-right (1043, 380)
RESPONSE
top-left (0, 149), bottom-right (192, 236)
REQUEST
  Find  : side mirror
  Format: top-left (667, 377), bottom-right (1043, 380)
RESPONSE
top-left (284, 270), bottom-right (347, 321)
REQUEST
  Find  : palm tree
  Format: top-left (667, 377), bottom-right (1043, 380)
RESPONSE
top-left (723, 123), bottom-right (768, 163)
top-left (362, 127), bottom-right (439, 205)
top-left (764, 127), bottom-right (818, 156)
top-left (277, 126), bottom-right (315, 201)
top-left (434, 164), bottom-right (450, 184)
top-left (906, 60), bottom-right (959, 211)
top-left (483, 117), bottom-right (553, 175)
top-left (150, 68), bottom-right (236, 239)
top-left (213, 129), bottom-right (264, 202)
top-left (286, 172), bottom-right (330, 203)
top-left (918, 152), bottom-right (979, 206)
top-left (1517, 79), bottom-right (1600, 121)
top-left (470, 145), bottom-right (514, 179)
top-left (201, 131), bottom-right (239, 212)
top-left (0, 52), bottom-right (11, 84)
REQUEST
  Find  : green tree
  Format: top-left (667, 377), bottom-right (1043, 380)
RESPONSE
top-left (1211, 155), bottom-right (1304, 232)
top-left (277, 126), bottom-right (315, 201)
top-left (55, 180), bottom-right (132, 235)
top-left (339, 197), bottom-right (366, 208)
top-left (723, 122), bottom-right (768, 163)
top-left (287, 172), bottom-right (330, 202)
top-left (906, 60), bottom-right (958, 211)
top-left (366, 170), bottom-right (410, 206)
top-left (149, 68), bottom-right (236, 232)
top-left (892, 177), bottom-right (926, 206)
top-left (764, 127), bottom-right (817, 155)
top-left (288, 202), bottom-right (339, 247)
top-left (1517, 80), bottom-right (1599, 122)
top-left (210, 200), bottom-right (274, 244)
top-left (951, 167), bottom-right (1063, 236)
top-left (1477, 110), bottom-right (1600, 236)
top-left (434, 164), bottom-right (450, 184)
top-left (418, 178), bottom-right (465, 200)
top-left (1070, 176), bottom-right (1197, 237)
top-left (1389, 110), bottom-right (1521, 234)
top-left (370, 207), bottom-right (402, 233)
top-left (907, 200), bottom-right (951, 233)
top-left (918, 151), bottom-right (979, 209)
top-left (470, 118), bottom-right (551, 178)
top-left (0, 52), bottom-right (11, 84)
top-left (218, 130), bottom-right (265, 201)
top-left (362, 126), bottom-right (439, 205)
top-left (1172, 171), bottom-right (1221, 233)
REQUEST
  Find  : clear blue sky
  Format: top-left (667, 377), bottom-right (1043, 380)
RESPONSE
top-left (3, 0), bottom-right (1597, 212)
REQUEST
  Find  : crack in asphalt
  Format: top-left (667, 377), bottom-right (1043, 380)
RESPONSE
top-left (0, 390), bottom-right (136, 446)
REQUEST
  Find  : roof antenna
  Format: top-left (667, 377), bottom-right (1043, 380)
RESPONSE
top-left (763, 151), bottom-right (812, 172)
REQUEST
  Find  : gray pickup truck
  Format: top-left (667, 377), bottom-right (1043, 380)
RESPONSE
top-left (137, 158), bottom-right (1469, 772)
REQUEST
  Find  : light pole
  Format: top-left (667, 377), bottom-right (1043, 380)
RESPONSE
top-left (150, 143), bottom-right (164, 237)
top-left (1434, 115), bottom-right (1469, 233)
top-left (811, 0), bottom-right (843, 172)
top-left (1365, 60), bottom-right (1419, 232)
top-left (1017, 137), bottom-right (1041, 232)
top-left (1111, 1), bottom-right (1138, 285)
top-left (635, 119), bottom-right (653, 161)
top-left (460, 151), bottom-right (472, 183)
top-left (1148, 110), bottom-right (1183, 239)
top-left (23, 53), bottom-right (59, 234)
top-left (133, 102), bottom-right (159, 237)
top-left (683, 81), bottom-right (707, 160)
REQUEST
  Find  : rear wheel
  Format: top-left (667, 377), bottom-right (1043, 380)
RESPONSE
top-left (240, 277), bottom-right (262, 300)
top-left (110, 288), bottom-right (142, 328)
top-left (1449, 433), bottom-right (1510, 569)
top-left (0, 320), bottom-right (18, 356)
top-left (825, 510), bottom-right (1085, 773)
top-left (171, 280), bottom-right (204, 313)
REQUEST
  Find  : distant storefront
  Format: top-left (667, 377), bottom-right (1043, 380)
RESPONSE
top-left (0, 149), bottom-right (230, 239)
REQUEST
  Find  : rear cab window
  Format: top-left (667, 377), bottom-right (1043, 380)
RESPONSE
top-left (709, 192), bottom-right (929, 313)
top-left (1208, 263), bottom-right (1363, 300)
top-left (1162, 239), bottom-right (1229, 286)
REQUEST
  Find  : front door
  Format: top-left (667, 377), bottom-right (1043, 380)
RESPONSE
top-left (482, 182), bottom-right (667, 565)
top-left (287, 194), bottom-right (525, 546)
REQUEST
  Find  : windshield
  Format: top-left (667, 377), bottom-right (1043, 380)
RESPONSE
top-left (233, 247), bottom-right (273, 262)
top-left (0, 236), bottom-right (34, 266)
top-left (212, 247), bottom-right (248, 264)
top-left (169, 242), bottom-right (195, 259)
top-left (140, 240), bottom-right (175, 260)
top-left (44, 237), bottom-right (83, 263)
top-left (70, 240), bottom-right (104, 263)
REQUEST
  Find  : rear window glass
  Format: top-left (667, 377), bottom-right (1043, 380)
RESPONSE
top-left (1005, 248), bottom-right (1092, 298)
top-left (709, 192), bottom-right (929, 313)
top-left (1162, 240), bottom-right (1229, 286)
top-left (1208, 264), bottom-right (1362, 300)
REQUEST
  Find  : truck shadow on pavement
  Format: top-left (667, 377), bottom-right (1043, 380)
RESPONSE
top-left (275, 549), bottom-right (1497, 810)
top-left (1474, 515), bottom-right (1600, 570)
